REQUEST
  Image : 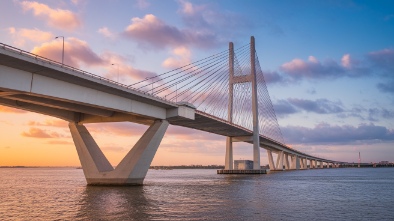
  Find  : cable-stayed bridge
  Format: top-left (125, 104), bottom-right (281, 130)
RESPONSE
top-left (0, 37), bottom-right (346, 185)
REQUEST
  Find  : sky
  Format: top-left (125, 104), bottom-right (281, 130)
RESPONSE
top-left (1, 0), bottom-right (394, 167)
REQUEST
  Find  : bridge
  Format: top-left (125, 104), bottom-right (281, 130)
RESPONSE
top-left (0, 37), bottom-right (346, 185)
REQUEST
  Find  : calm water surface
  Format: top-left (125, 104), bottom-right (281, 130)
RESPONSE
top-left (0, 168), bottom-right (393, 220)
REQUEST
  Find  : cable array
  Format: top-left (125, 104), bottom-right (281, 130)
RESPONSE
top-left (131, 42), bottom-right (285, 144)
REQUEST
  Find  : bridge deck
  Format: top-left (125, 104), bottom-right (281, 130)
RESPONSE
top-left (0, 43), bottom-right (342, 164)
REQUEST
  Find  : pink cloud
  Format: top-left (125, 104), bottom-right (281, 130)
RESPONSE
top-left (280, 56), bottom-right (345, 80)
top-left (135, 0), bottom-right (150, 9)
top-left (97, 27), bottom-right (115, 39)
top-left (123, 14), bottom-right (216, 49)
top-left (31, 37), bottom-right (104, 67)
top-left (29, 36), bottom-right (156, 84)
top-left (21, 127), bottom-right (64, 138)
top-left (20, 1), bottom-right (81, 31)
top-left (341, 54), bottom-right (351, 68)
top-left (7, 27), bottom-right (53, 47)
top-left (162, 46), bottom-right (192, 69)
top-left (100, 51), bottom-right (157, 82)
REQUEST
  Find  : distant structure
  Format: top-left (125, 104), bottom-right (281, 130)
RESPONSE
top-left (234, 160), bottom-right (254, 170)
top-left (358, 152), bottom-right (361, 168)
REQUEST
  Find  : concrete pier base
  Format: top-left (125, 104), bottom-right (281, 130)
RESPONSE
top-left (69, 120), bottom-right (169, 186)
top-left (217, 169), bottom-right (267, 174)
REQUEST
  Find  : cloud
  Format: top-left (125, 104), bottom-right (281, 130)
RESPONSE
top-left (135, 0), bottom-right (150, 9)
top-left (306, 88), bottom-right (317, 94)
top-left (162, 46), bottom-right (192, 69)
top-left (368, 48), bottom-right (394, 76)
top-left (0, 106), bottom-right (28, 113)
top-left (7, 27), bottom-right (54, 47)
top-left (262, 71), bottom-right (285, 84)
top-left (273, 98), bottom-right (344, 117)
top-left (31, 37), bottom-right (103, 67)
top-left (123, 14), bottom-right (217, 50)
top-left (274, 97), bottom-right (394, 122)
top-left (46, 140), bottom-right (73, 145)
top-left (177, 0), bottom-right (252, 38)
top-left (273, 100), bottom-right (299, 117)
top-left (282, 123), bottom-right (394, 145)
top-left (280, 56), bottom-right (347, 80)
top-left (288, 98), bottom-right (344, 114)
top-left (21, 127), bottom-right (64, 138)
top-left (341, 54), bottom-right (351, 68)
top-left (366, 108), bottom-right (394, 121)
top-left (265, 51), bottom-right (378, 85)
top-left (98, 27), bottom-right (115, 39)
top-left (28, 119), bottom-right (68, 128)
top-left (19, 1), bottom-right (81, 31)
top-left (102, 145), bottom-right (127, 152)
top-left (100, 51), bottom-right (157, 82)
top-left (377, 82), bottom-right (394, 94)
top-left (29, 36), bottom-right (156, 84)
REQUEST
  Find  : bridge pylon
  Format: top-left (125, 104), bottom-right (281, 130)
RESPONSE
top-left (225, 36), bottom-right (261, 170)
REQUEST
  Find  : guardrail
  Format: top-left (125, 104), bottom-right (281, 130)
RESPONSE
top-left (0, 42), bottom-right (173, 104)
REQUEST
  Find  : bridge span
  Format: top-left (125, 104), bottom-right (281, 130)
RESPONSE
top-left (0, 37), bottom-right (346, 185)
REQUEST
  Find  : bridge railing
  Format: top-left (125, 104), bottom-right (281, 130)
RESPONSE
top-left (0, 42), bottom-right (175, 105)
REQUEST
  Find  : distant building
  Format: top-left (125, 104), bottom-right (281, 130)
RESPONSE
top-left (379, 161), bottom-right (389, 164)
top-left (234, 160), bottom-right (253, 170)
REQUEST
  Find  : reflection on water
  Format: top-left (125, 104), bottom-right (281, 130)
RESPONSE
top-left (76, 186), bottom-right (154, 220)
top-left (1, 168), bottom-right (394, 220)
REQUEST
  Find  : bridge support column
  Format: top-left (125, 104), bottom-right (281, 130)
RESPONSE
top-left (284, 153), bottom-right (290, 170)
top-left (276, 151), bottom-right (284, 170)
top-left (300, 157), bottom-right (305, 169)
top-left (304, 158), bottom-right (307, 169)
top-left (291, 155), bottom-right (300, 170)
top-left (225, 137), bottom-right (233, 170)
top-left (267, 150), bottom-right (276, 170)
top-left (320, 161), bottom-right (324, 169)
top-left (69, 120), bottom-right (169, 185)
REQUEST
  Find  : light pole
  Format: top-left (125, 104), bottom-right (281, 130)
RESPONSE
top-left (55, 36), bottom-right (64, 64)
top-left (111, 63), bottom-right (119, 82)
top-left (146, 77), bottom-right (153, 94)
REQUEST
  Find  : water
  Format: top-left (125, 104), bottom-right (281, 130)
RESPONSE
top-left (0, 168), bottom-right (393, 220)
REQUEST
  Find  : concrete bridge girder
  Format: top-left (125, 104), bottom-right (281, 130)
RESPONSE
top-left (0, 64), bottom-right (168, 120)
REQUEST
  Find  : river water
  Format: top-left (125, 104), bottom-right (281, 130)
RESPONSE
top-left (0, 167), bottom-right (393, 220)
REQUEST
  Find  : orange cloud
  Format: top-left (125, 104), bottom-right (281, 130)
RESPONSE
top-left (20, 1), bottom-right (81, 31)
top-left (8, 27), bottom-right (54, 47)
top-left (28, 119), bottom-right (68, 128)
top-left (0, 106), bottom-right (27, 114)
top-left (46, 140), bottom-right (73, 145)
top-left (21, 127), bottom-right (64, 138)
